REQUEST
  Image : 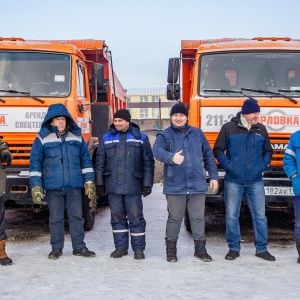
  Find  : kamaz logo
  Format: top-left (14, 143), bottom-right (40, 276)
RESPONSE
top-left (271, 144), bottom-right (287, 150)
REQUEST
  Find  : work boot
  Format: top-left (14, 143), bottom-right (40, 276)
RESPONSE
top-left (73, 247), bottom-right (96, 257)
top-left (255, 251), bottom-right (276, 261)
top-left (0, 240), bottom-right (12, 266)
top-left (166, 240), bottom-right (177, 262)
top-left (134, 250), bottom-right (145, 260)
top-left (194, 240), bottom-right (212, 262)
top-left (110, 249), bottom-right (128, 258)
top-left (225, 250), bottom-right (240, 261)
top-left (296, 239), bottom-right (300, 264)
top-left (48, 249), bottom-right (62, 260)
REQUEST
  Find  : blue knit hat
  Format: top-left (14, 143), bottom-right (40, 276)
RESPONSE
top-left (241, 98), bottom-right (260, 114)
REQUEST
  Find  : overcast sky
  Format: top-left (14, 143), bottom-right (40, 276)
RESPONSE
top-left (2, 0), bottom-right (300, 89)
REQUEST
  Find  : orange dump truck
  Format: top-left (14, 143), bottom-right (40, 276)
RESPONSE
top-left (167, 37), bottom-right (300, 210)
top-left (0, 37), bottom-right (126, 229)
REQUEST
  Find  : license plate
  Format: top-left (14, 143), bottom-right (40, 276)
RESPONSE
top-left (264, 186), bottom-right (294, 196)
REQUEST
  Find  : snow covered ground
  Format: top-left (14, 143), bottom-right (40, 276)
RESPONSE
top-left (1, 184), bottom-right (300, 300)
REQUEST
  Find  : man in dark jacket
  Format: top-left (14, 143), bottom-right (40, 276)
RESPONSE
top-left (95, 109), bottom-right (154, 260)
top-left (29, 104), bottom-right (96, 260)
top-left (0, 139), bottom-right (13, 266)
top-left (153, 103), bottom-right (218, 263)
top-left (213, 98), bottom-right (275, 261)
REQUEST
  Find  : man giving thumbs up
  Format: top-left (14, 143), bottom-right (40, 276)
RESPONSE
top-left (153, 102), bottom-right (218, 263)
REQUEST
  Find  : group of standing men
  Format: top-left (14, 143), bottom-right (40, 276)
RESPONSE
top-left (1, 98), bottom-right (300, 266)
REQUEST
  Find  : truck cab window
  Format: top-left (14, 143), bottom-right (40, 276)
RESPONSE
top-left (0, 52), bottom-right (71, 97)
top-left (199, 52), bottom-right (300, 97)
top-left (76, 63), bottom-right (86, 98)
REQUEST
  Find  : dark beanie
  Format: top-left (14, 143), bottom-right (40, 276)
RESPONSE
top-left (170, 103), bottom-right (188, 117)
top-left (241, 98), bottom-right (260, 114)
top-left (114, 109), bottom-right (131, 122)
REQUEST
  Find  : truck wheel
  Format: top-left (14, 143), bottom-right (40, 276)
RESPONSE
top-left (82, 191), bottom-right (96, 231)
top-left (184, 209), bottom-right (191, 232)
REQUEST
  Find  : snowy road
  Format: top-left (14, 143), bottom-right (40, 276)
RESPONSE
top-left (1, 184), bottom-right (300, 300)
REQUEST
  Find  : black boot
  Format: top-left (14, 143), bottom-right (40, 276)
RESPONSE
top-left (296, 239), bottom-right (300, 264)
top-left (194, 240), bottom-right (212, 262)
top-left (166, 240), bottom-right (177, 262)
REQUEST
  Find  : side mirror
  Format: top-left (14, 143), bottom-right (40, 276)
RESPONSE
top-left (167, 58), bottom-right (180, 84)
top-left (93, 63), bottom-right (104, 90)
top-left (167, 83), bottom-right (180, 100)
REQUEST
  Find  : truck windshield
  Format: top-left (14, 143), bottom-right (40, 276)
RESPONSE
top-left (0, 52), bottom-right (71, 97)
top-left (199, 51), bottom-right (300, 98)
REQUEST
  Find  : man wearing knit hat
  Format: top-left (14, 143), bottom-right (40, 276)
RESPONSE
top-left (153, 102), bottom-right (218, 263)
top-left (95, 109), bottom-right (154, 260)
top-left (213, 98), bottom-right (275, 261)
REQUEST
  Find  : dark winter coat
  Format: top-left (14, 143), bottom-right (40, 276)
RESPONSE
top-left (153, 124), bottom-right (218, 195)
top-left (213, 112), bottom-right (273, 184)
top-left (0, 139), bottom-right (9, 195)
top-left (29, 104), bottom-right (94, 190)
top-left (283, 130), bottom-right (300, 196)
top-left (95, 122), bottom-right (154, 195)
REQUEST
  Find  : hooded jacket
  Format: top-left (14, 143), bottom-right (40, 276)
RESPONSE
top-left (29, 104), bottom-right (94, 190)
top-left (283, 130), bottom-right (300, 196)
top-left (95, 122), bottom-right (154, 195)
top-left (153, 124), bottom-right (218, 195)
top-left (213, 112), bottom-right (273, 184)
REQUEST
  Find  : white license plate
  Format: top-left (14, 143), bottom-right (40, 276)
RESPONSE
top-left (264, 186), bottom-right (294, 196)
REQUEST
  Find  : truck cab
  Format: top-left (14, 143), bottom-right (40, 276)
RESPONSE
top-left (167, 37), bottom-right (300, 210)
top-left (0, 37), bottom-right (126, 229)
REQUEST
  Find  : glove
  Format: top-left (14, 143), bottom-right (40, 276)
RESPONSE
top-left (143, 186), bottom-right (152, 197)
top-left (84, 181), bottom-right (96, 201)
top-left (1, 150), bottom-right (12, 166)
top-left (31, 186), bottom-right (44, 204)
top-left (96, 185), bottom-right (105, 197)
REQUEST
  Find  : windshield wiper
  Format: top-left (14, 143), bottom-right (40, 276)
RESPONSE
top-left (204, 89), bottom-right (244, 94)
top-left (279, 88), bottom-right (300, 93)
top-left (0, 89), bottom-right (45, 104)
top-left (203, 89), bottom-right (254, 98)
top-left (241, 87), bottom-right (297, 104)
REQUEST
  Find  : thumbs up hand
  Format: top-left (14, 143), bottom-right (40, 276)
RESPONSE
top-left (172, 150), bottom-right (184, 165)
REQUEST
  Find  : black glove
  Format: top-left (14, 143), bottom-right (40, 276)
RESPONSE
top-left (1, 150), bottom-right (12, 166)
top-left (96, 185), bottom-right (105, 197)
top-left (143, 186), bottom-right (152, 197)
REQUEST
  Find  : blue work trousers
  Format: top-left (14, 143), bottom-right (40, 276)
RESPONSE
top-left (224, 180), bottom-right (268, 254)
top-left (108, 194), bottom-right (146, 251)
top-left (46, 189), bottom-right (86, 251)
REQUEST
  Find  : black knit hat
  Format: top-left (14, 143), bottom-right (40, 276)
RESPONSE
top-left (170, 103), bottom-right (188, 117)
top-left (114, 109), bottom-right (131, 122)
top-left (241, 98), bottom-right (260, 114)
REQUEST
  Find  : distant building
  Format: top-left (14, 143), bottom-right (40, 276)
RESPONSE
top-left (126, 87), bottom-right (176, 119)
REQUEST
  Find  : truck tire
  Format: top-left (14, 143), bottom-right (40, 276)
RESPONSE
top-left (82, 190), bottom-right (96, 231)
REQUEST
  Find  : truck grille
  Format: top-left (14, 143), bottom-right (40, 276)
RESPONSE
top-left (9, 144), bottom-right (32, 165)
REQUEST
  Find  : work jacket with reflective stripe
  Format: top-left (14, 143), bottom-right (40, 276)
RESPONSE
top-left (95, 123), bottom-right (154, 195)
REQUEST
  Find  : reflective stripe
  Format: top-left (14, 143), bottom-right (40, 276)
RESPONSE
top-left (39, 135), bottom-right (61, 146)
top-left (104, 140), bottom-right (119, 144)
top-left (130, 232), bottom-right (145, 236)
top-left (65, 136), bottom-right (82, 142)
top-left (82, 168), bottom-right (94, 174)
top-left (285, 148), bottom-right (295, 158)
top-left (127, 139), bottom-right (143, 144)
top-left (112, 229), bottom-right (129, 233)
top-left (29, 171), bottom-right (42, 177)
